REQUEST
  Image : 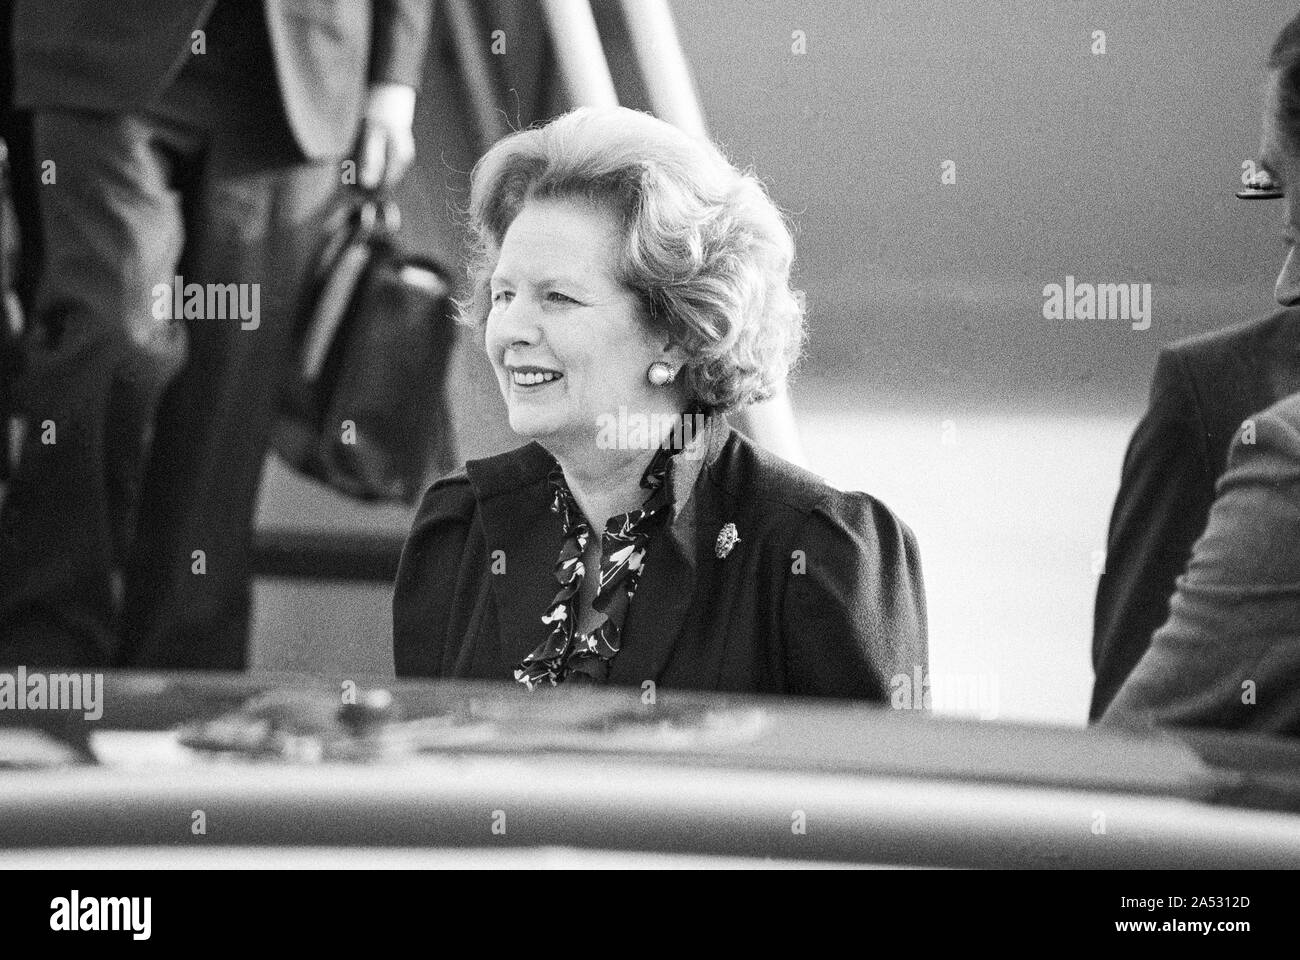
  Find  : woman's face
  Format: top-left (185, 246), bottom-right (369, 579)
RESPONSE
top-left (485, 197), bottom-right (683, 451)
top-left (1262, 75), bottom-right (1300, 307)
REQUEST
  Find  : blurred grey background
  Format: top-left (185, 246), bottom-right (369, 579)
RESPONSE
top-left (255, 0), bottom-right (1294, 725)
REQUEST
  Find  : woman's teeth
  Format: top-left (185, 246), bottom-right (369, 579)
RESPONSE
top-left (512, 370), bottom-right (561, 385)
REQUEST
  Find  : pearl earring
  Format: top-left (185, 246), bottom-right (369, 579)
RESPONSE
top-left (647, 361), bottom-right (676, 386)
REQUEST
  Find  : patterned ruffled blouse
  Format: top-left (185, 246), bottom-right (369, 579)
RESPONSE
top-left (513, 443), bottom-right (684, 689)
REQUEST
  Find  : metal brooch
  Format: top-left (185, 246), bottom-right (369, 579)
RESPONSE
top-left (715, 522), bottom-right (740, 559)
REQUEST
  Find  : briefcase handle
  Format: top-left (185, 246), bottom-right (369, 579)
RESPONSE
top-left (353, 184), bottom-right (401, 239)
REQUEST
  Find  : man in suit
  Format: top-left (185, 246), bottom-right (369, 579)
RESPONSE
top-left (1100, 12), bottom-right (1300, 736)
top-left (0, 0), bottom-right (432, 669)
top-left (1090, 310), bottom-right (1300, 720)
top-left (1091, 12), bottom-right (1300, 722)
top-left (1101, 387), bottom-right (1300, 735)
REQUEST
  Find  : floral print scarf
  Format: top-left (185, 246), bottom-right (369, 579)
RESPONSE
top-left (513, 444), bottom-right (679, 689)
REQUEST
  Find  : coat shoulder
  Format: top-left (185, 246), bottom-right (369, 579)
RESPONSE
top-left (1164, 307), bottom-right (1300, 370)
top-left (461, 442), bottom-right (556, 500)
top-left (1151, 308), bottom-right (1300, 458)
top-left (711, 427), bottom-right (917, 542)
top-left (1237, 390), bottom-right (1300, 452)
top-left (409, 438), bottom-right (555, 537)
top-left (412, 466), bottom-right (476, 523)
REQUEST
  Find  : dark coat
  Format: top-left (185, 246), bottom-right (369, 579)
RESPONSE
top-left (393, 418), bottom-right (928, 700)
top-left (1091, 308), bottom-right (1300, 721)
top-left (9, 0), bottom-right (431, 158)
top-left (1102, 390), bottom-right (1300, 735)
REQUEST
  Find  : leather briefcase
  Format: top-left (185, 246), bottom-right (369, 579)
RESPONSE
top-left (273, 187), bottom-right (459, 503)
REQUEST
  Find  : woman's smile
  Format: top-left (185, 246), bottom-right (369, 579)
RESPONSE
top-left (507, 364), bottom-right (565, 391)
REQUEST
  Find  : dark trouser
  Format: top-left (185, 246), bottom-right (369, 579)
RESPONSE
top-left (0, 102), bottom-right (337, 669)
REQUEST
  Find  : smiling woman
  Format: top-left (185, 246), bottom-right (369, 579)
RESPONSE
top-left (392, 106), bottom-right (927, 698)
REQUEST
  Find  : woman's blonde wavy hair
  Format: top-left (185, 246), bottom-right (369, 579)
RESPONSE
top-left (460, 107), bottom-right (805, 413)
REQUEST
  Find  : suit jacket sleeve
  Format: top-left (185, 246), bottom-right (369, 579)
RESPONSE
top-left (1101, 403), bottom-right (1300, 734)
top-left (369, 0), bottom-right (433, 88)
top-left (392, 472), bottom-right (481, 677)
top-left (781, 492), bottom-right (928, 700)
top-left (1090, 347), bottom-right (1216, 721)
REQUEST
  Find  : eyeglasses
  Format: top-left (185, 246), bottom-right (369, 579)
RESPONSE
top-left (1238, 165), bottom-right (1284, 199)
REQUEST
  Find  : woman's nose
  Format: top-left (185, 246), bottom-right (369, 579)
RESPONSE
top-left (1276, 246), bottom-right (1300, 306)
top-left (489, 296), bottom-right (541, 347)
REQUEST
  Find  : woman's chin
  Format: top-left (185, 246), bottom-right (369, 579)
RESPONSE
top-left (506, 408), bottom-right (595, 454)
top-left (506, 406), bottom-right (562, 441)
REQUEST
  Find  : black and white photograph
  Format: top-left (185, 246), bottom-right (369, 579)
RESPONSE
top-left (0, 0), bottom-right (1294, 927)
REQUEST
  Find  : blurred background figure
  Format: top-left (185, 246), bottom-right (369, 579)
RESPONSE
top-left (0, 1), bottom-right (38, 315)
top-left (1100, 11), bottom-right (1300, 736)
top-left (0, 0), bottom-right (432, 669)
top-left (1, 0), bottom-right (41, 463)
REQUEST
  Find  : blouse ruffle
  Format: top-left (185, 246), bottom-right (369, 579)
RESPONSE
top-left (513, 445), bottom-right (676, 689)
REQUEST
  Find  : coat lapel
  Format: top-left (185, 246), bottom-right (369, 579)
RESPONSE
top-left (466, 443), bottom-right (564, 672)
top-left (607, 419), bottom-right (731, 686)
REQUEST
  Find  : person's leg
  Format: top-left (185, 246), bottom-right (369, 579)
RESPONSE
top-left (116, 149), bottom-right (338, 670)
top-left (1, 110), bottom-right (42, 313)
top-left (0, 109), bottom-right (189, 666)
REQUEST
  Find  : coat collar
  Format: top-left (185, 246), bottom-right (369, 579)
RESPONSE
top-left (464, 414), bottom-right (733, 685)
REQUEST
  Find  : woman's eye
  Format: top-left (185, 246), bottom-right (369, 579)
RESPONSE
top-left (491, 290), bottom-right (514, 305)
top-left (546, 291), bottom-right (578, 304)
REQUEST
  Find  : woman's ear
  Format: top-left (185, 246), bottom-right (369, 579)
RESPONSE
top-left (661, 341), bottom-right (690, 368)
